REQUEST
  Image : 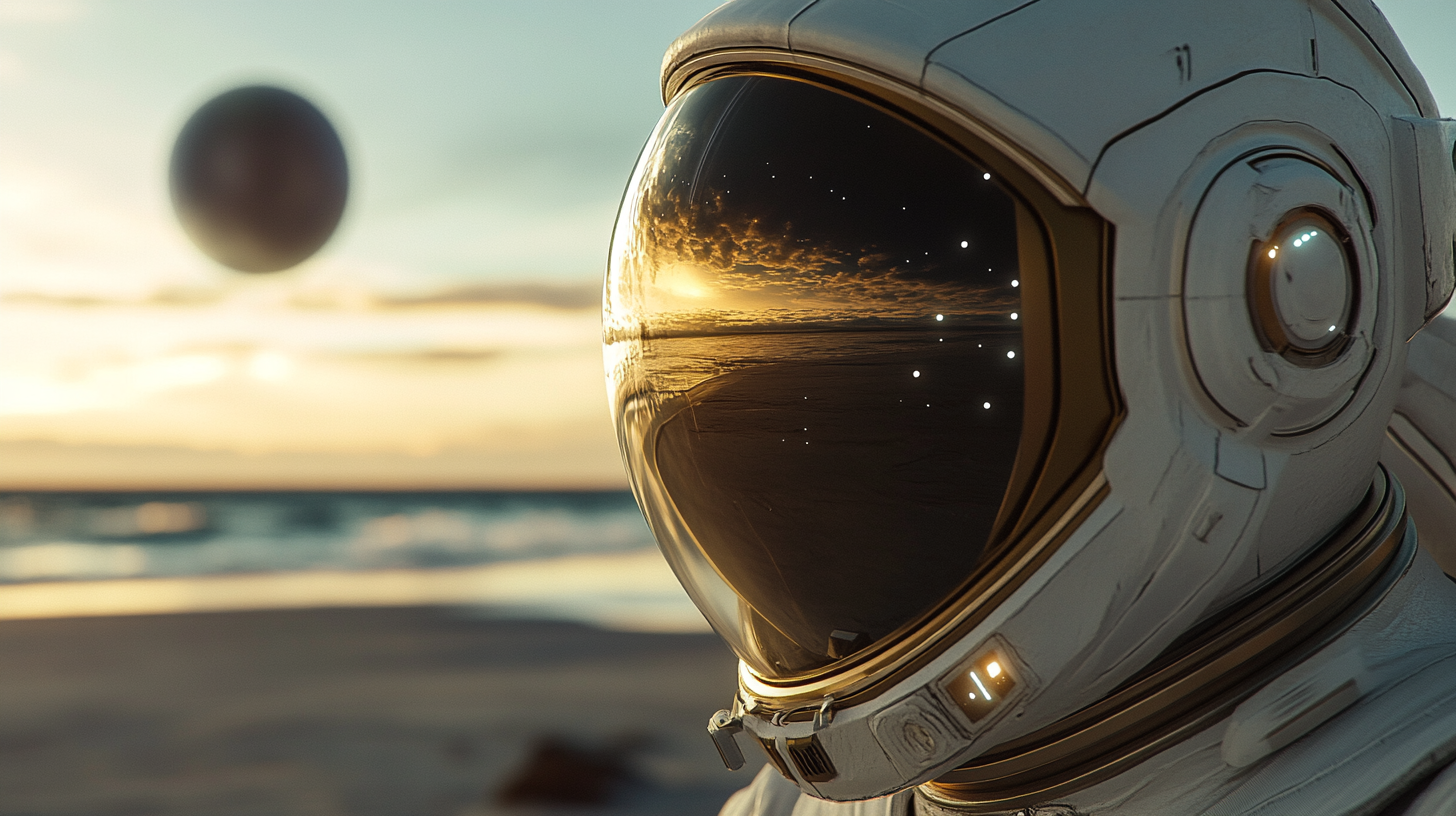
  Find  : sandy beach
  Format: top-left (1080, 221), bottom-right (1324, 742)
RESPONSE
top-left (0, 607), bottom-right (763, 815)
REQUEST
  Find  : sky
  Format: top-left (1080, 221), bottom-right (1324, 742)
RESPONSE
top-left (0, 0), bottom-right (723, 489)
top-left (0, 0), bottom-right (1451, 490)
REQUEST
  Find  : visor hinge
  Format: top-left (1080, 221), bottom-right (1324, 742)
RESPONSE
top-left (707, 708), bottom-right (746, 771)
top-left (813, 696), bottom-right (836, 731)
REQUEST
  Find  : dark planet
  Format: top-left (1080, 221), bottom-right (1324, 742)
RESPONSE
top-left (170, 86), bottom-right (348, 273)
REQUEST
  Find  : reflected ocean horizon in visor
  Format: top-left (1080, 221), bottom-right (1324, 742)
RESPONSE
top-left (604, 75), bottom-right (1040, 679)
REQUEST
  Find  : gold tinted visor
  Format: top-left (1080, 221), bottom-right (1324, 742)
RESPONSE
top-left (605, 71), bottom-right (1119, 692)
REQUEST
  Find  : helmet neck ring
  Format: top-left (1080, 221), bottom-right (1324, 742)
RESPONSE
top-left (921, 466), bottom-right (1412, 812)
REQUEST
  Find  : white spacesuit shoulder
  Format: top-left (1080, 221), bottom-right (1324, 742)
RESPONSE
top-left (720, 766), bottom-right (801, 816)
top-left (720, 765), bottom-right (914, 816)
top-left (1404, 759), bottom-right (1456, 816)
top-left (1385, 311), bottom-right (1456, 572)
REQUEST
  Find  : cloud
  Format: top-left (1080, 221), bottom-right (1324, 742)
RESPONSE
top-left (368, 281), bottom-right (600, 311)
top-left (327, 348), bottom-right (502, 366)
top-left (0, 278), bottom-right (601, 313)
top-left (0, 286), bottom-right (226, 308)
top-left (0, 337), bottom-right (609, 456)
top-left (0, 436), bottom-right (628, 490)
top-left (0, 154), bottom-right (210, 301)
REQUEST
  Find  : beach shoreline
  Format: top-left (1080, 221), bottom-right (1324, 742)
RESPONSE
top-left (0, 548), bottom-right (710, 634)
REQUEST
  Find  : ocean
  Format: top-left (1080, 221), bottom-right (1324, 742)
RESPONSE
top-left (0, 491), bottom-right (707, 633)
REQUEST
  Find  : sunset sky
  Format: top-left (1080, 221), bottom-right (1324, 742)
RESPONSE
top-left (0, 0), bottom-right (1451, 490)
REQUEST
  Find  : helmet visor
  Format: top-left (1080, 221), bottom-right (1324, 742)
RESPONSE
top-left (605, 74), bottom-right (1043, 680)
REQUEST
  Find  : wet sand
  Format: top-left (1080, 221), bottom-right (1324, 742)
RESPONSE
top-left (0, 608), bottom-right (762, 815)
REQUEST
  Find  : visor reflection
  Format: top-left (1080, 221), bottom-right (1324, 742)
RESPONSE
top-left (606, 76), bottom-right (1031, 678)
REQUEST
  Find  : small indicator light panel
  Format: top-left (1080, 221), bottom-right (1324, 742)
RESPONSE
top-left (945, 647), bottom-right (1018, 723)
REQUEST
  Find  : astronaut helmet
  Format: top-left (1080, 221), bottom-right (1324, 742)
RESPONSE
top-left (603, 0), bottom-right (1456, 806)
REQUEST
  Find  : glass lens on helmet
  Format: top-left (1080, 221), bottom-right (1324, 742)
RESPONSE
top-left (605, 75), bottom-right (1037, 679)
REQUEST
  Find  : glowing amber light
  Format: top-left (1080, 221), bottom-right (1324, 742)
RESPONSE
top-left (1268, 248), bottom-right (1278, 259)
top-left (945, 647), bottom-right (1018, 722)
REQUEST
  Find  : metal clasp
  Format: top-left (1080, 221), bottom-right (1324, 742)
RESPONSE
top-left (813, 696), bottom-right (835, 731)
top-left (707, 708), bottom-right (746, 771)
